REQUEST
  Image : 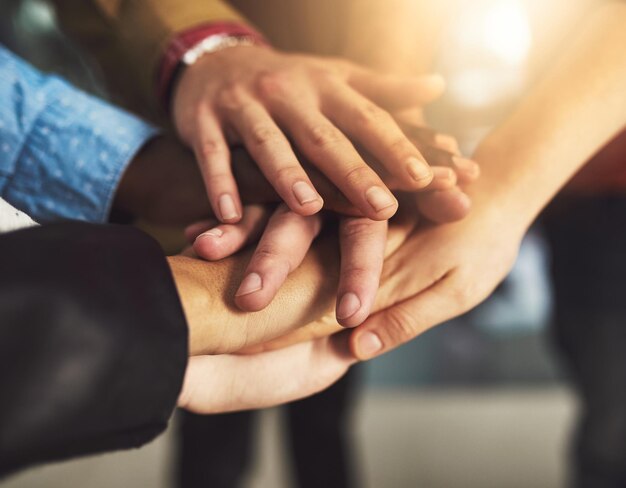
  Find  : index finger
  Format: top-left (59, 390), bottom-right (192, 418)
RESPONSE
top-left (336, 218), bottom-right (387, 327)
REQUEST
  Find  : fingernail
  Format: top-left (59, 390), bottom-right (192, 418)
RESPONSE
top-left (365, 186), bottom-right (396, 213)
top-left (236, 272), bottom-right (263, 297)
top-left (198, 228), bottom-right (223, 239)
top-left (218, 194), bottom-right (240, 221)
top-left (432, 166), bottom-right (456, 183)
top-left (406, 157), bottom-right (433, 183)
top-left (336, 292), bottom-right (361, 320)
top-left (358, 331), bottom-right (383, 358)
top-left (452, 157), bottom-right (480, 177)
top-left (292, 181), bottom-right (320, 205)
top-left (435, 134), bottom-right (460, 154)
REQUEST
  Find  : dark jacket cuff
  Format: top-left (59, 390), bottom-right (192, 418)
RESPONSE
top-left (0, 222), bottom-right (188, 477)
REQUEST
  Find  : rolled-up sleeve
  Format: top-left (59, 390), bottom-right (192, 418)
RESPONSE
top-left (0, 45), bottom-right (159, 223)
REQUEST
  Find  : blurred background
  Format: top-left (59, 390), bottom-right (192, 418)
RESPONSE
top-left (0, 0), bottom-right (607, 486)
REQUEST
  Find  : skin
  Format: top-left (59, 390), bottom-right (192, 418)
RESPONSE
top-left (114, 0), bottom-right (624, 418)
top-left (172, 45), bottom-right (451, 223)
top-left (347, 1), bottom-right (626, 359)
top-left (231, 1), bottom-right (626, 360)
top-left (168, 214), bottom-right (419, 414)
top-left (118, 127), bottom-right (474, 327)
top-left (172, 191), bottom-right (472, 413)
top-left (168, 198), bottom-right (444, 356)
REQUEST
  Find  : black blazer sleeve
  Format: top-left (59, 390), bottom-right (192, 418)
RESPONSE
top-left (0, 222), bottom-right (189, 478)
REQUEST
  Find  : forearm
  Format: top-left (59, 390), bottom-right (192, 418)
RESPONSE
top-left (472, 1), bottom-right (626, 228)
top-left (341, 0), bottom-right (446, 74)
top-left (0, 46), bottom-right (159, 224)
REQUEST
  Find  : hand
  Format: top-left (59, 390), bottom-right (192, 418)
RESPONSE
top-left (173, 44), bottom-right (447, 222)
top-left (348, 193), bottom-right (526, 360)
top-left (229, 125), bottom-right (479, 217)
top-left (183, 126), bottom-right (474, 326)
top-left (235, 211), bottom-right (422, 354)
top-left (185, 184), bottom-right (471, 337)
top-left (113, 135), bottom-right (210, 225)
top-left (112, 128), bottom-right (477, 225)
top-left (238, 190), bottom-right (516, 356)
top-left (185, 205), bottom-right (389, 327)
top-left (167, 230), bottom-right (342, 356)
top-left (346, 0), bottom-right (626, 359)
top-left (177, 332), bottom-right (356, 414)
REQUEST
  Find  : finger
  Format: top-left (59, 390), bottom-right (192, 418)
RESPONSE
top-left (349, 72), bottom-right (446, 110)
top-left (322, 83), bottom-right (434, 190)
top-left (220, 89), bottom-right (324, 215)
top-left (232, 145), bottom-right (365, 216)
top-left (336, 218), bottom-right (387, 327)
top-left (191, 108), bottom-right (243, 223)
top-left (184, 219), bottom-right (219, 243)
top-left (193, 205), bottom-right (273, 261)
top-left (350, 275), bottom-right (460, 360)
top-left (418, 146), bottom-right (480, 185)
top-left (399, 124), bottom-right (480, 183)
top-left (270, 102), bottom-right (398, 220)
top-left (238, 316), bottom-right (342, 355)
top-left (303, 163), bottom-right (362, 216)
top-left (178, 332), bottom-right (355, 414)
top-left (231, 147), bottom-right (278, 203)
top-left (416, 189), bottom-right (472, 223)
top-left (401, 124), bottom-right (461, 156)
top-left (235, 205), bottom-right (322, 311)
top-left (429, 167), bottom-right (458, 191)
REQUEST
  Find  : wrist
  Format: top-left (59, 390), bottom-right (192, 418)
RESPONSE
top-left (167, 256), bottom-right (213, 356)
top-left (468, 132), bottom-right (546, 237)
top-left (114, 136), bottom-right (210, 225)
top-left (158, 23), bottom-right (269, 111)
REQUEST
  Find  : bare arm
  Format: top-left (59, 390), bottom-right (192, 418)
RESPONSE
top-left (472, 0), bottom-right (626, 223)
top-left (348, 1), bottom-right (626, 359)
top-left (168, 234), bottom-right (339, 356)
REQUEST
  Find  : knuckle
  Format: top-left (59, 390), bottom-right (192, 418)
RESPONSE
top-left (254, 245), bottom-right (281, 263)
top-left (354, 103), bottom-right (390, 128)
top-left (308, 124), bottom-right (344, 149)
top-left (343, 164), bottom-right (375, 186)
top-left (216, 84), bottom-right (247, 110)
top-left (387, 135), bottom-right (413, 156)
top-left (448, 279), bottom-right (479, 310)
top-left (249, 124), bottom-right (279, 147)
top-left (197, 139), bottom-right (224, 161)
top-left (385, 305), bottom-right (419, 344)
top-left (254, 245), bottom-right (293, 273)
top-left (340, 218), bottom-right (375, 239)
top-left (256, 70), bottom-right (292, 98)
top-left (204, 170), bottom-right (231, 185)
top-left (273, 165), bottom-right (303, 185)
top-left (310, 65), bottom-right (340, 83)
top-left (342, 266), bottom-right (376, 286)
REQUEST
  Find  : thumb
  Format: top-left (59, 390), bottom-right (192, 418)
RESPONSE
top-left (350, 276), bottom-right (456, 360)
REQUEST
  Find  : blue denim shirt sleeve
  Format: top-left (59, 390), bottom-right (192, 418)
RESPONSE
top-left (0, 45), bottom-right (159, 223)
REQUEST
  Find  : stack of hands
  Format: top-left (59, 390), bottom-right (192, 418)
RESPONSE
top-left (116, 46), bottom-right (518, 415)
top-left (2, 3), bottom-right (624, 476)
top-left (115, 5), bottom-right (626, 412)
